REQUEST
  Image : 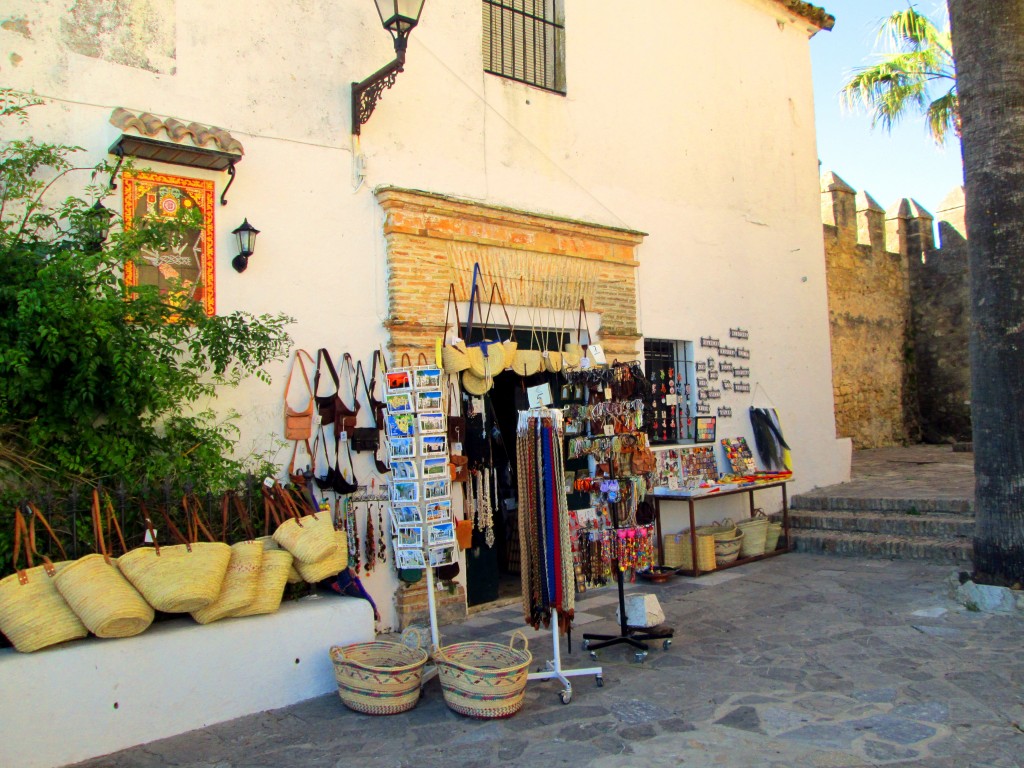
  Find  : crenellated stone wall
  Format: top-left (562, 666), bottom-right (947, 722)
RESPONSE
top-left (821, 172), bottom-right (970, 448)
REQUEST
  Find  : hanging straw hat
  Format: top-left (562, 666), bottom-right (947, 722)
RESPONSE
top-left (462, 369), bottom-right (493, 396)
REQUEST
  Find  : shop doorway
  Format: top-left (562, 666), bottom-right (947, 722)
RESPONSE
top-left (463, 331), bottom-right (568, 608)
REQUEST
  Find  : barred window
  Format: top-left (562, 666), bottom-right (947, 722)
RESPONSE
top-left (482, 0), bottom-right (566, 94)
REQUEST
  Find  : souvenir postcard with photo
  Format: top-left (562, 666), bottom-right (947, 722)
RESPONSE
top-left (421, 456), bottom-right (448, 478)
top-left (425, 499), bottom-right (452, 522)
top-left (413, 367), bottom-right (442, 391)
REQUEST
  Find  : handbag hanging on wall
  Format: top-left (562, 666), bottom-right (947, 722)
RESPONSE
top-left (446, 381), bottom-right (467, 444)
top-left (350, 360), bottom-right (380, 453)
top-left (336, 353), bottom-right (360, 436)
top-left (284, 349), bottom-right (316, 440)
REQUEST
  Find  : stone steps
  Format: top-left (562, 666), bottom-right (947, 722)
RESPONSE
top-left (791, 494), bottom-right (972, 515)
top-left (790, 529), bottom-right (972, 564)
top-left (789, 509), bottom-right (975, 538)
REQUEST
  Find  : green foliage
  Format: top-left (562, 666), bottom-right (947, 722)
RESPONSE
top-left (841, 4), bottom-right (959, 145)
top-left (0, 89), bottom-right (293, 500)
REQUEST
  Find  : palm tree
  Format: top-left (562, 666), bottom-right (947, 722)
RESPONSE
top-left (947, 0), bottom-right (1024, 585)
top-left (842, 4), bottom-right (959, 144)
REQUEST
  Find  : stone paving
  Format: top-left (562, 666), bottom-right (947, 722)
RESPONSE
top-left (70, 552), bottom-right (1024, 768)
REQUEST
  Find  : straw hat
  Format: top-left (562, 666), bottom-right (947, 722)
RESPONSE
top-left (462, 369), bottom-right (493, 396)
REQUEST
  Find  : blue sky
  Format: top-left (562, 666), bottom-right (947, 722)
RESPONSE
top-left (810, 0), bottom-right (964, 217)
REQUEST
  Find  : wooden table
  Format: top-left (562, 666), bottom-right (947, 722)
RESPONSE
top-left (651, 479), bottom-right (792, 577)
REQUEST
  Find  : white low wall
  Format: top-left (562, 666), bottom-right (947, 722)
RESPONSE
top-left (0, 597), bottom-right (375, 768)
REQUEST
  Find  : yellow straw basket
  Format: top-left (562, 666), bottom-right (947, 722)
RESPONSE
top-left (441, 340), bottom-right (472, 373)
top-left (663, 532), bottom-right (716, 572)
top-left (271, 493), bottom-right (337, 565)
top-left (330, 628), bottom-right (428, 715)
top-left (191, 540), bottom-right (264, 624)
top-left (294, 530), bottom-right (348, 583)
top-left (736, 516), bottom-right (769, 558)
top-left (0, 510), bottom-right (87, 653)
top-left (765, 521), bottom-right (783, 552)
top-left (434, 631), bottom-right (532, 719)
top-left (230, 541), bottom-right (293, 618)
top-left (53, 492), bottom-right (153, 639)
top-left (466, 341), bottom-right (505, 378)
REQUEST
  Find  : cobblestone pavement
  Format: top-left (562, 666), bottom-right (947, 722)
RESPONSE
top-left (799, 445), bottom-right (975, 511)
top-left (70, 552), bottom-right (1024, 768)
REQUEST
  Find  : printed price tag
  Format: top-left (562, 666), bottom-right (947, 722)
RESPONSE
top-left (453, 442), bottom-right (463, 453)
top-left (338, 431), bottom-right (348, 442)
top-left (665, 394), bottom-right (678, 405)
top-left (603, 424), bottom-right (615, 436)
top-left (604, 387), bottom-right (612, 399)
top-left (263, 476), bottom-right (276, 488)
top-left (144, 528), bottom-right (156, 543)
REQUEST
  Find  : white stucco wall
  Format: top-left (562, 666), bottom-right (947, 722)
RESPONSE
top-left (1, 0), bottom-right (850, 628)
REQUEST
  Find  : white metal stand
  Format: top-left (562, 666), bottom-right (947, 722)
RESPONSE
top-left (420, 557), bottom-right (441, 684)
top-left (527, 608), bottom-right (603, 704)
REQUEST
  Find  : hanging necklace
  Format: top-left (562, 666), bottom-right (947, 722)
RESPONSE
top-left (377, 502), bottom-right (387, 562)
top-left (466, 470), bottom-right (478, 531)
top-left (483, 466), bottom-right (495, 548)
top-left (364, 501), bottom-right (376, 573)
top-left (344, 496), bottom-right (360, 573)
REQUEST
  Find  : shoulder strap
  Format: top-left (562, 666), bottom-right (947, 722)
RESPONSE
top-left (356, 361), bottom-right (377, 427)
top-left (577, 299), bottom-right (593, 346)
top-left (314, 348), bottom-right (340, 398)
top-left (444, 283), bottom-right (462, 341)
top-left (340, 353), bottom-right (359, 413)
top-left (285, 349), bottom-right (315, 407)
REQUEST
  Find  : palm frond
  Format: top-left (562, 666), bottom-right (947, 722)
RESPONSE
top-left (926, 88), bottom-right (960, 143)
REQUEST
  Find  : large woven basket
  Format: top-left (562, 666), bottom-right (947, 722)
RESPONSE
top-left (441, 340), bottom-right (471, 373)
top-left (736, 516), bottom-right (769, 558)
top-left (466, 341), bottom-right (505, 378)
top-left (273, 510), bottom-right (337, 565)
top-left (0, 560), bottom-right (88, 653)
top-left (663, 532), bottom-right (716, 572)
top-left (330, 628), bottom-right (428, 715)
top-left (510, 349), bottom-right (543, 376)
top-left (434, 631), bottom-right (532, 719)
top-left (294, 530), bottom-right (348, 583)
top-left (711, 528), bottom-right (743, 565)
top-left (230, 540), bottom-right (293, 618)
top-left (191, 540), bottom-right (264, 625)
top-left (54, 554), bottom-right (154, 638)
top-left (765, 521), bottom-right (783, 552)
top-left (119, 542), bottom-right (232, 613)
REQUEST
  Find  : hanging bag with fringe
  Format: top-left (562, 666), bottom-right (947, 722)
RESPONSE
top-left (118, 498), bottom-right (232, 613)
top-left (191, 495), bottom-right (264, 625)
top-left (53, 491), bottom-right (154, 639)
top-left (441, 284), bottom-right (471, 373)
top-left (0, 507), bottom-right (88, 653)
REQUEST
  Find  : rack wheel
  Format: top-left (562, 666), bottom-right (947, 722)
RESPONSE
top-left (560, 690), bottom-right (572, 705)
top-left (589, 651), bottom-right (598, 661)
top-left (596, 675), bottom-right (604, 688)
top-left (582, 639), bottom-right (590, 650)
top-left (634, 651), bottom-right (648, 663)
top-left (663, 639), bottom-right (672, 650)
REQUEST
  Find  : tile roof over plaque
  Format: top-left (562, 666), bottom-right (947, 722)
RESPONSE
top-left (771, 0), bottom-right (835, 31)
top-left (109, 107), bottom-right (244, 155)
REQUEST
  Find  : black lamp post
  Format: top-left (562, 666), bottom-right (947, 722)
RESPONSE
top-left (231, 219), bottom-right (260, 273)
top-left (84, 200), bottom-right (114, 254)
top-left (351, 0), bottom-right (427, 135)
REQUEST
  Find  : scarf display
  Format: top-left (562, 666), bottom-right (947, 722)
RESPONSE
top-left (516, 409), bottom-right (575, 633)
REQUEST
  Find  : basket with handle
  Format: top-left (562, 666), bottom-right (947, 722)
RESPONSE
top-left (118, 497), bottom-right (232, 613)
top-left (433, 630), bottom-right (532, 719)
top-left (663, 531), bottom-right (716, 572)
top-left (271, 485), bottom-right (348, 583)
top-left (710, 527), bottom-right (743, 565)
top-left (53, 491), bottom-right (154, 639)
top-left (464, 274), bottom-right (506, 378)
top-left (191, 495), bottom-right (264, 625)
top-left (765, 521), bottom-right (783, 552)
top-left (441, 284), bottom-right (472, 373)
top-left (329, 627), bottom-right (429, 715)
top-left (736, 513), bottom-right (769, 558)
top-left (0, 507), bottom-right (88, 653)
top-left (269, 482), bottom-right (337, 564)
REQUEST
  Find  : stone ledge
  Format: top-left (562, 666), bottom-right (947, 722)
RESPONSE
top-left (0, 597), bottom-right (374, 768)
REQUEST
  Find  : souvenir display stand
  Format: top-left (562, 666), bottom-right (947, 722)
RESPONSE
top-left (517, 408), bottom-right (603, 703)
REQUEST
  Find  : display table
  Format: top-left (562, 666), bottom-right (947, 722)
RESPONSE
top-left (651, 479), bottom-right (792, 576)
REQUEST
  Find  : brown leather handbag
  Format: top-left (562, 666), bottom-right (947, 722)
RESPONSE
top-left (284, 350), bottom-right (315, 440)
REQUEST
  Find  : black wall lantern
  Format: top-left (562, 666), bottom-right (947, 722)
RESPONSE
top-left (351, 0), bottom-right (426, 135)
top-left (231, 219), bottom-right (260, 273)
top-left (84, 200), bottom-right (115, 254)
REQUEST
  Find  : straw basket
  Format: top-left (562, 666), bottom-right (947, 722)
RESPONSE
top-left (736, 516), bottom-right (769, 558)
top-left (119, 541), bottom-right (232, 613)
top-left (501, 339), bottom-right (519, 368)
top-left (663, 532), bottom-right (716, 572)
top-left (0, 561), bottom-right (87, 653)
top-left (330, 628), bottom-right (429, 715)
top-left (272, 509), bottom-right (336, 564)
top-left (765, 521), bottom-right (783, 552)
top-left (294, 530), bottom-right (348, 583)
top-left (230, 539), bottom-right (293, 618)
top-left (510, 349), bottom-right (544, 376)
top-left (461, 369), bottom-right (493, 396)
top-left (562, 343), bottom-right (583, 368)
top-left (54, 554), bottom-right (154, 638)
top-left (466, 342), bottom-right (505, 378)
top-left (711, 529), bottom-right (743, 565)
top-left (441, 341), bottom-right (472, 374)
top-left (434, 631), bottom-right (532, 719)
top-left (191, 540), bottom-right (264, 625)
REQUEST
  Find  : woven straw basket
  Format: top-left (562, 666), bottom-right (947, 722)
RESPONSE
top-left (294, 530), bottom-right (348, 583)
top-left (736, 517), bottom-right (769, 558)
top-left (543, 350), bottom-right (564, 373)
top-left (663, 532), bottom-right (716, 572)
top-left (510, 349), bottom-right (544, 376)
top-left (273, 510), bottom-right (336, 564)
top-left (54, 554), bottom-right (154, 638)
top-left (501, 339), bottom-right (518, 368)
top-left (711, 529), bottom-right (743, 565)
top-left (461, 369), bottom-right (493, 396)
top-left (119, 542), bottom-right (232, 613)
top-left (765, 521), bottom-right (783, 552)
top-left (466, 341), bottom-right (505, 378)
top-left (434, 631), bottom-right (532, 719)
top-left (191, 540), bottom-right (264, 624)
top-left (330, 628), bottom-right (428, 715)
top-left (562, 343), bottom-right (583, 368)
top-left (441, 341), bottom-right (471, 374)
top-left (0, 560), bottom-right (88, 653)
top-left (230, 539), bottom-right (293, 618)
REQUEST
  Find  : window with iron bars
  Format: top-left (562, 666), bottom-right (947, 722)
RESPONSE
top-left (482, 0), bottom-right (566, 94)
top-left (644, 338), bottom-right (696, 445)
